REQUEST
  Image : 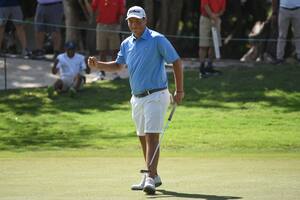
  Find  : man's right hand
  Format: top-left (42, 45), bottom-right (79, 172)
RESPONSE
top-left (211, 15), bottom-right (220, 26)
top-left (88, 56), bottom-right (97, 69)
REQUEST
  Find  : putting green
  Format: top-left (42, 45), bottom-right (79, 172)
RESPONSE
top-left (0, 155), bottom-right (299, 200)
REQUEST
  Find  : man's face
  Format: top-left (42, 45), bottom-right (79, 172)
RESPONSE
top-left (127, 17), bottom-right (147, 37)
top-left (66, 49), bottom-right (75, 58)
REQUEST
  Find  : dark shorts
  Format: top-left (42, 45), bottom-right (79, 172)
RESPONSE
top-left (0, 6), bottom-right (23, 25)
top-left (34, 2), bottom-right (64, 32)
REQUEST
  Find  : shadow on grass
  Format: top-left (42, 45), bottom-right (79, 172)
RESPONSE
top-left (1, 64), bottom-right (300, 150)
top-left (0, 78), bottom-right (131, 116)
top-left (149, 189), bottom-right (242, 199)
top-left (0, 79), bottom-right (135, 151)
top-left (1, 64), bottom-right (300, 116)
top-left (181, 64), bottom-right (300, 112)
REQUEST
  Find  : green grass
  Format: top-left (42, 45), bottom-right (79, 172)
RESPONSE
top-left (0, 64), bottom-right (300, 153)
top-left (1, 156), bottom-right (300, 200)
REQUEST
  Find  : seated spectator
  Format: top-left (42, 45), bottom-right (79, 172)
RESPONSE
top-left (33, 0), bottom-right (64, 60)
top-left (0, 0), bottom-right (31, 57)
top-left (47, 41), bottom-right (90, 97)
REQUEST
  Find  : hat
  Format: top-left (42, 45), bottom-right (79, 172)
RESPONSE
top-left (126, 6), bottom-right (146, 20)
top-left (64, 41), bottom-right (76, 50)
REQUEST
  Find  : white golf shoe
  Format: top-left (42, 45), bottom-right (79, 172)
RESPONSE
top-left (131, 174), bottom-right (162, 190)
top-left (143, 177), bottom-right (156, 195)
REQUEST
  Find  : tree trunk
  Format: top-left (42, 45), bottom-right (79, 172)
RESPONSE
top-left (144, 0), bottom-right (154, 29)
top-left (156, 0), bottom-right (183, 35)
top-left (63, 0), bottom-right (80, 43)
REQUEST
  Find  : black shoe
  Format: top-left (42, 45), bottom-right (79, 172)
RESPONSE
top-left (272, 59), bottom-right (284, 65)
top-left (22, 48), bottom-right (32, 59)
top-left (205, 67), bottom-right (222, 76)
top-left (199, 63), bottom-right (211, 79)
top-left (33, 49), bottom-right (45, 60)
top-left (199, 71), bottom-right (212, 79)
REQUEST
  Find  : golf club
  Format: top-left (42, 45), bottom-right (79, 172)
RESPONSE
top-left (140, 103), bottom-right (177, 173)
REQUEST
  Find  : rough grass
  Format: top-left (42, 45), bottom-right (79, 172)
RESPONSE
top-left (0, 64), bottom-right (299, 153)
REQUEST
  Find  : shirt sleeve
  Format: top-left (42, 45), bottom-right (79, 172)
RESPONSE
top-left (157, 36), bottom-right (180, 64)
top-left (56, 62), bottom-right (60, 69)
top-left (55, 55), bottom-right (62, 70)
top-left (116, 42), bottom-right (126, 64)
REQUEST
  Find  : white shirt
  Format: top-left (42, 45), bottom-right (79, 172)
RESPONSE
top-left (56, 53), bottom-right (86, 80)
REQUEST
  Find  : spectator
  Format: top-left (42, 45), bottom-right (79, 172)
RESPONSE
top-left (34, 0), bottom-right (64, 60)
top-left (47, 41), bottom-right (89, 97)
top-left (88, 6), bottom-right (184, 195)
top-left (198, 0), bottom-right (226, 78)
top-left (63, 0), bottom-right (96, 53)
top-left (89, 0), bottom-right (125, 80)
top-left (263, 0), bottom-right (279, 62)
top-left (275, 0), bottom-right (300, 64)
top-left (0, 0), bottom-right (31, 57)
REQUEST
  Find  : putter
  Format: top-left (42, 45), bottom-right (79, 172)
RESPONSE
top-left (211, 26), bottom-right (221, 59)
top-left (140, 103), bottom-right (177, 173)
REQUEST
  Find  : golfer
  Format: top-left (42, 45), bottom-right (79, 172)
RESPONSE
top-left (88, 6), bottom-right (184, 195)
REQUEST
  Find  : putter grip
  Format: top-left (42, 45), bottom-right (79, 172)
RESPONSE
top-left (168, 104), bottom-right (177, 121)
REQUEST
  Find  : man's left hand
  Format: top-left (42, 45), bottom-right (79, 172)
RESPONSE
top-left (173, 91), bottom-right (184, 104)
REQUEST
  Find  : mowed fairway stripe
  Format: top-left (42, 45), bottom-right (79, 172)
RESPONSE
top-left (0, 156), bottom-right (299, 200)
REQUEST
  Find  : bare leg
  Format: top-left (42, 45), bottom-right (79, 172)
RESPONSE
top-left (145, 133), bottom-right (160, 178)
top-left (199, 46), bottom-right (208, 74)
top-left (51, 31), bottom-right (61, 52)
top-left (73, 75), bottom-right (84, 90)
top-left (139, 136), bottom-right (147, 161)
top-left (199, 46), bottom-right (208, 63)
top-left (99, 50), bottom-right (107, 76)
top-left (15, 24), bottom-right (27, 50)
top-left (0, 25), bottom-right (5, 49)
top-left (35, 31), bottom-right (45, 50)
top-left (54, 79), bottom-right (63, 92)
top-left (208, 47), bottom-right (214, 60)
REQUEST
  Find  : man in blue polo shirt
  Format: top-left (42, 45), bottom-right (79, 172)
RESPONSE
top-left (88, 6), bottom-right (184, 195)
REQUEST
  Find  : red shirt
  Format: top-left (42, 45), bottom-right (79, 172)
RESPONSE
top-left (200, 0), bottom-right (226, 17)
top-left (92, 0), bottom-right (125, 24)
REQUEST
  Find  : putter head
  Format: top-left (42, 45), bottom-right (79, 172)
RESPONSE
top-left (140, 169), bottom-right (150, 173)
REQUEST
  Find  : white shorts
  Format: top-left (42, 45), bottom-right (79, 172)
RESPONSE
top-left (130, 89), bottom-right (171, 136)
top-left (61, 76), bottom-right (84, 91)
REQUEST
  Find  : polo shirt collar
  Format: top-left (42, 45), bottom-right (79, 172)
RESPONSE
top-left (132, 27), bottom-right (150, 41)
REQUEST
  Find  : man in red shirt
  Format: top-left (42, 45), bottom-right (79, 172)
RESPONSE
top-left (91, 0), bottom-right (125, 80)
top-left (199, 0), bottom-right (226, 78)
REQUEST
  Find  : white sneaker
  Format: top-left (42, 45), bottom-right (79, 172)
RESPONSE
top-left (131, 174), bottom-right (146, 190)
top-left (143, 177), bottom-right (155, 195)
top-left (154, 175), bottom-right (162, 187)
top-left (131, 174), bottom-right (162, 190)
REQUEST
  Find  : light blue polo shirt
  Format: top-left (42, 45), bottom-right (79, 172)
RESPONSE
top-left (116, 28), bottom-right (179, 95)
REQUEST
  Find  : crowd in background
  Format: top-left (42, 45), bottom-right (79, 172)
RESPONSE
top-left (0, 0), bottom-right (300, 64)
